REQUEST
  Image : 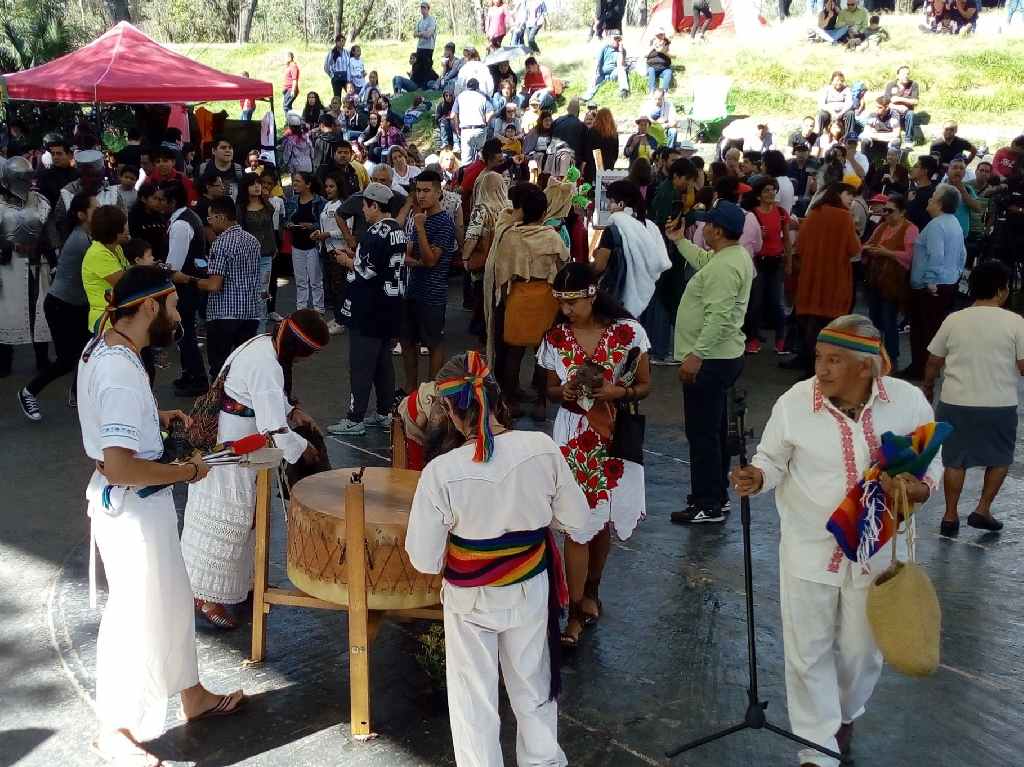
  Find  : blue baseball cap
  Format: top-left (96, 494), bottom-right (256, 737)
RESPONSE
top-left (692, 200), bottom-right (746, 239)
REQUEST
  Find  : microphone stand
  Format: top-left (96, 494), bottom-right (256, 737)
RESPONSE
top-left (665, 390), bottom-right (844, 764)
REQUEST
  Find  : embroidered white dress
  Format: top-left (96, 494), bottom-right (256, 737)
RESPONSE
top-left (537, 319), bottom-right (650, 540)
top-left (181, 336), bottom-right (307, 604)
top-left (750, 376), bottom-right (942, 767)
top-left (78, 340), bottom-right (199, 740)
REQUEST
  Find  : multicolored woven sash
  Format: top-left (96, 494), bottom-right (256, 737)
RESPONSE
top-left (444, 527), bottom-right (569, 700)
top-left (220, 392), bottom-right (256, 418)
top-left (827, 422), bottom-right (951, 567)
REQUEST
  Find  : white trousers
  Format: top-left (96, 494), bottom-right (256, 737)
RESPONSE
top-left (780, 567), bottom-right (883, 767)
top-left (291, 246), bottom-right (324, 313)
top-left (443, 577), bottom-right (566, 767)
top-left (91, 487), bottom-right (200, 740)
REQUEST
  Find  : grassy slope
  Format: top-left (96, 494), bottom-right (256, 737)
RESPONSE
top-left (175, 15), bottom-right (1024, 153)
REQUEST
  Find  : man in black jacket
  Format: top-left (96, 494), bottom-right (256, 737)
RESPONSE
top-left (552, 98), bottom-right (590, 169)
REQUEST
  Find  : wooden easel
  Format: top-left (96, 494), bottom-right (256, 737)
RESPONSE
top-left (249, 462), bottom-right (442, 740)
top-left (588, 147), bottom-right (606, 256)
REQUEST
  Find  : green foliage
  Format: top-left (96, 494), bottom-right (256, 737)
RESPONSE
top-left (0, 2), bottom-right (81, 72)
top-left (415, 624), bottom-right (447, 691)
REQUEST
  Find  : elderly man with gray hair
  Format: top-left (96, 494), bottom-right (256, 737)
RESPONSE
top-left (901, 183), bottom-right (967, 379)
top-left (732, 314), bottom-right (942, 767)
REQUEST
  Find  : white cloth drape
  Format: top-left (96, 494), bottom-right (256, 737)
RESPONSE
top-left (607, 210), bottom-right (671, 318)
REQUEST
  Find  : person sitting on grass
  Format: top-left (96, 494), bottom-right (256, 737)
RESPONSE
top-left (949, 0), bottom-right (979, 33)
top-left (582, 30), bottom-right (630, 101)
top-left (393, 53), bottom-right (421, 95)
top-left (864, 96), bottom-right (900, 146)
top-left (851, 14), bottom-right (888, 49)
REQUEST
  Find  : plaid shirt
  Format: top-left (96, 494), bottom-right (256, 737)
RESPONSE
top-left (207, 224), bottom-right (263, 320)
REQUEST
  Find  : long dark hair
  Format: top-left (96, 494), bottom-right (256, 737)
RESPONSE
top-left (302, 91), bottom-right (325, 125)
top-left (606, 179), bottom-right (647, 223)
top-left (237, 175), bottom-right (270, 220)
top-left (552, 262), bottom-right (633, 326)
top-left (64, 191), bottom-right (94, 239)
top-left (810, 182), bottom-right (855, 212)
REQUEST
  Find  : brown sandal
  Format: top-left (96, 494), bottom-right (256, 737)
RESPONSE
top-left (195, 598), bottom-right (239, 630)
top-left (582, 579), bottom-right (603, 626)
top-left (560, 601), bottom-right (586, 649)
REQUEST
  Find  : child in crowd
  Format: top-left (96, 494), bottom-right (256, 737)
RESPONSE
top-left (347, 45), bottom-right (367, 90)
top-left (124, 238), bottom-right (154, 266)
top-left (117, 164), bottom-right (139, 210)
top-left (853, 14), bottom-right (889, 49)
top-left (500, 122), bottom-right (524, 157)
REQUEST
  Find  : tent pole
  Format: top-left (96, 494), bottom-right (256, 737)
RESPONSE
top-left (93, 101), bottom-right (102, 139)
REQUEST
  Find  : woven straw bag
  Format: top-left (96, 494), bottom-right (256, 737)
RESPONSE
top-left (866, 482), bottom-right (941, 677)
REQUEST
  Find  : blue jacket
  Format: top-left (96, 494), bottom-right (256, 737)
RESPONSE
top-left (910, 213), bottom-right (966, 288)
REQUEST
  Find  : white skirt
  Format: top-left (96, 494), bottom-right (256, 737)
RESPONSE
top-left (91, 485), bottom-right (199, 740)
top-left (551, 407), bottom-right (646, 541)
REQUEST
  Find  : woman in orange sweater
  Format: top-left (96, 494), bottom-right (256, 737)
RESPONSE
top-left (792, 183), bottom-right (862, 375)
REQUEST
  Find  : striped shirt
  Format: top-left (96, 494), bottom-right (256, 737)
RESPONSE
top-left (207, 224), bottom-right (263, 320)
top-left (406, 210), bottom-right (457, 306)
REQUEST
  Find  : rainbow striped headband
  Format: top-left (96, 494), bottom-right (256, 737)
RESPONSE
top-left (276, 317), bottom-right (324, 351)
top-left (436, 350), bottom-right (494, 463)
top-left (817, 329), bottom-right (882, 355)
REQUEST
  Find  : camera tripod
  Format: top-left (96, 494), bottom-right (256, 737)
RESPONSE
top-left (666, 390), bottom-right (843, 764)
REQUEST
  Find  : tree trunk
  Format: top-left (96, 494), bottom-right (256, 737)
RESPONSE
top-left (446, 0), bottom-right (457, 33)
top-left (103, 0), bottom-right (131, 22)
top-left (348, 0), bottom-right (374, 41)
top-left (238, 0), bottom-right (258, 42)
top-left (333, 0), bottom-right (345, 38)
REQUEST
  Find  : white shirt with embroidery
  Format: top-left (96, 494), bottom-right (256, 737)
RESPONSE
top-left (750, 376), bottom-right (942, 587)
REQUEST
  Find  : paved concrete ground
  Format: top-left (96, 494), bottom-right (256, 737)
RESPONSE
top-left (1, 282), bottom-right (1022, 767)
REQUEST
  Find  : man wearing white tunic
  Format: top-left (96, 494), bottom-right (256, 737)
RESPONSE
top-left (406, 351), bottom-right (594, 767)
top-left (181, 310), bottom-right (329, 628)
top-left (78, 265), bottom-right (245, 766)
top-left (732, 315), bottom-right (941, 767)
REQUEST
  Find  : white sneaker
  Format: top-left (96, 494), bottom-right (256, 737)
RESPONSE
top-left (419, 346), bottom-right (429, 356)
top-left (326, 319), bottom-right (345, 336)
top-left (392, 342), bottom-right (403, 355)
top-left (18, 387), bottom-right (42, 422)
top-left (364, 413), bottom-right (392, 429)
top-left (327, 419), bottom-right (367, 436)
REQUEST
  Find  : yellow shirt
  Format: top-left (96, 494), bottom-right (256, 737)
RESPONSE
top-left (82, 241), bottom-right (129, 330)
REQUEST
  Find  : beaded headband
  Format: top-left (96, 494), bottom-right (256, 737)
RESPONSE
top-left (552, 285), bottom-right (597, 300)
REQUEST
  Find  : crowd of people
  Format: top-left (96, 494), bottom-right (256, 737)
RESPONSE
top-left (3, 16), bottom-right (1024, 767)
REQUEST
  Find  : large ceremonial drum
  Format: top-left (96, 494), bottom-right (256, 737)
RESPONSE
top-left (287, 467), bottom-right (442, 610)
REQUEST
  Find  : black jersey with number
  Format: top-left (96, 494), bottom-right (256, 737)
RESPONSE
top-left (340, 217), bottom-right (407, 337)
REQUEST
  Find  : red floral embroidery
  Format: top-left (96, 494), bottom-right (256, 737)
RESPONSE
top-left (876, 376), bottom-right (890, 403)
top-left (825, 407), bottom-right (858, 491)
top-left (827, 546), bottom-right (845, 574)
top-left (547, 320), bottom-right (641, 510)
top-left (862, 407), bottom-right (881, 463)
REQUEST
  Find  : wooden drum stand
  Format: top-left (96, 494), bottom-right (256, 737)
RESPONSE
top-left (249, 420), bottom-right (442, 740)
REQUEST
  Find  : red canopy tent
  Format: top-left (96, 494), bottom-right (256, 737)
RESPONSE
top-left (0, 21), bottom-right (272, 104)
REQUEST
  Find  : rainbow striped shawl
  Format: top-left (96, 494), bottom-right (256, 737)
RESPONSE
top-left (444, 527), bottom-right (569, 700)
top-left (827, 422), bottom-right (951, 567)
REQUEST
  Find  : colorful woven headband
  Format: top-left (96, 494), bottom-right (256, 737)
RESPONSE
top-left (277, 317), bottom-right (324, 351)
top-left (82, 280), bottom-right (176, 362)
top-left (817, 329), bottom-right (882, 355)
top-left (552, 285), bottom-right (597, 300)
top-left (436, 350), bottom-right (495, 463)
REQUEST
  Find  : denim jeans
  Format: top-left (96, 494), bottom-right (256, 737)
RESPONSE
top-left (744, 257), bottom-right (786, 341)
top-left (647, 67), bottom-right (672, 93)
top-left (866, 286), bottom-right (900, 366)
top-left (392, 75), bottom-right (419, 94)
top-left (583, 66), bottom-right (629, 100)
top-left (439, 117), bottom-right (455, 149)
top-left (282, 89), bottom-right (297, 111)
top-left (639, 294), bottom-right (675, 360)
top-left (1010, 0), bottom-right (1024, 23)
top-left (682, 356), bottom-right (744, 509)
top-left (525, 25), bottom-right (541, 51)
top-left (240, 108), bottom-right (254, 122)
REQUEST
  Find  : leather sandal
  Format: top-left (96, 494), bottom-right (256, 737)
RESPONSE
top-left (560, 601), bottom-right (586, 649)
top-left (195, 598), bottom-right (239, 630)
top-left (582, 578), bottom-right (603, 625)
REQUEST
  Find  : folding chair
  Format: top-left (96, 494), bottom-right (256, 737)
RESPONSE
top-left (680, 75), bottom-right (733, 140)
